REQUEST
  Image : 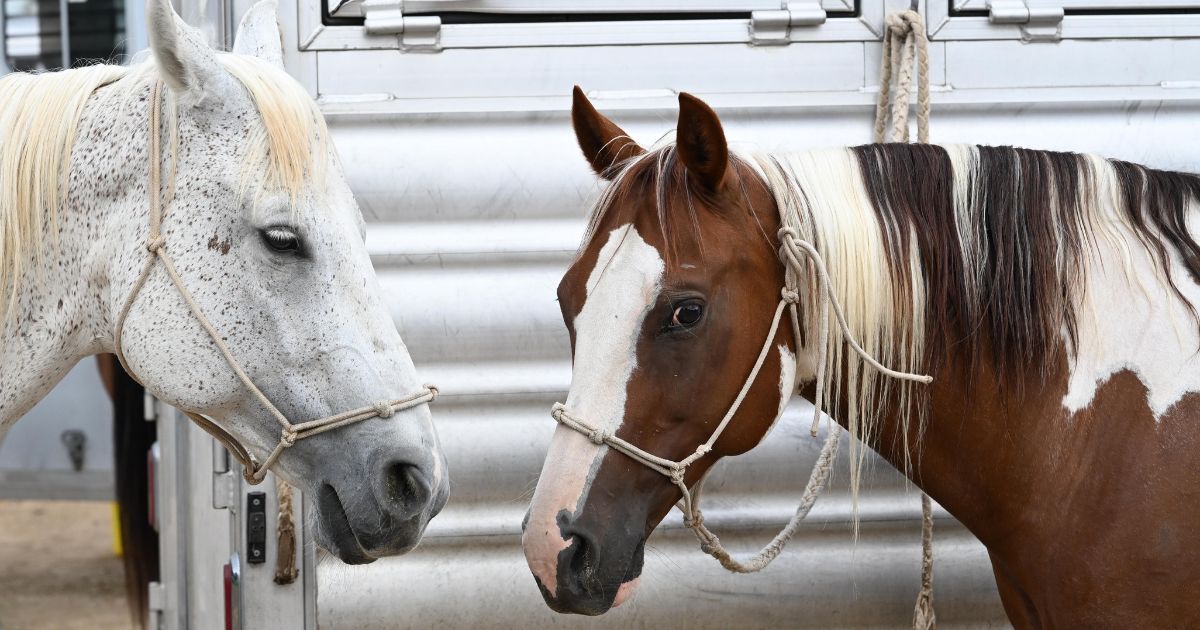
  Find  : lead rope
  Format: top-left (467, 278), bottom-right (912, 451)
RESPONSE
top-left (112, 80), bottom-right (437, 484)
top-left (874, 10), bottom-right (937, 630)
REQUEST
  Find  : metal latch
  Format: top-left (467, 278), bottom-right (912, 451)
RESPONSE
top-left (988, 0), bottom-right (1063, 42)
top-left (361, 0), bottom-right (442, 51)
top-left (247, 492), bottom-right (268, 564)
top-left (750, 2), bottom-right (827, 45)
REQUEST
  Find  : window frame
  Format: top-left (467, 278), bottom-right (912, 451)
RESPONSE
top-left (300, 0), bottom-right (885, 51)
top-left (928, 0), bottom-right (1200, 40)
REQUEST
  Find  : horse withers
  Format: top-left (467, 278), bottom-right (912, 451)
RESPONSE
top-left (522, 87), bottom-right (1200, 626)
top-left (0, 0), bottom-right (448, 564)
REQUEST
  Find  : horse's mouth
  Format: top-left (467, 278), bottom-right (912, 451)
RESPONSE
top-left (316, 483), bottom-right (376, 565)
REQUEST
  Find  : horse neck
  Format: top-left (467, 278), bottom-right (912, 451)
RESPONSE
top-left (0, 80), bottom-right (147, 429)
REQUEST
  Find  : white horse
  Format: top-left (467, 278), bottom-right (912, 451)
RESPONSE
top-left (0, 0), bottom-right (448, 563)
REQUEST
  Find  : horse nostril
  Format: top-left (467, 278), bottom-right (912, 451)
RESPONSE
top-left (383, 462), bottom-right (431, 517)
top-left (567, 532), bottom-right (598, 581)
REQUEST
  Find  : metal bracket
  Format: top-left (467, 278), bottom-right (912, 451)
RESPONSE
top-left (148, 581), bottom-right (165, 612)
top-left (750, 2), bottom-right (827, 45)
top-left (213, 471), bottom-right (237, 510)
top-left (361, 0), bottom-right (443, 51)
top-left (988, 0), bottom-right (1063, 42)
top-left (143, 391), bottom-right (157, 422)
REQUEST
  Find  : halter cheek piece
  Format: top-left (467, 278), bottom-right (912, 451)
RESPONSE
top-left (552, 228), bottom-right (934, 573)
top-left (113, 81), bottom-right (437, 485)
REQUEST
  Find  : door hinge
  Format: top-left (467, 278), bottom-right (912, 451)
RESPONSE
top-left (147, 581), bottom-right (165, 612)
top-left (361, 0), bottom-right (443, 51)
top-left (988, 0), bottom-right (1063, 42)
top-left (213, 471), bottom-right (237, 510)
top-left (143, 391), bottom-right (157, 422)
top-left (750, 2), bottom-right (827, 45)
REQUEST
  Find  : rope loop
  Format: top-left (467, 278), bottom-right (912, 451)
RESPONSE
top-left (885, 8), bottom-right (925, 37)
top-left (425, 384), bottom-right (439, 400)
top-left (146, 237), bottom-right (166, 253)
top-left (374, 400), bottom-right (395, 419)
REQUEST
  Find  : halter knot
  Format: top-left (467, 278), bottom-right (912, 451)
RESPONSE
top-left (683, 512), bottom-right (704, 528)
top-left (694, 444), bottom-right (711, 457)
top-left (373, 400), bottom-right (395, 419)
top-left (550, 404), bottom-right (566, 422)
top-left (146, 237), bottom-right (166, 253)
top-left (669, 468), bottom-right (686, 484)
top-left (280, 429), bottom-right (297, 447)
top-left (781, 288), bottom-right (800, 304)
top-left (587, 428), bottom-right (609, 445)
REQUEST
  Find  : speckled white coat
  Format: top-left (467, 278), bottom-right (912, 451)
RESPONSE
top-left (0, 0), bottom-right (447, 561)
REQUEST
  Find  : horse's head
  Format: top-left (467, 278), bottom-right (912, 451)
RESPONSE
top-left (115, 0), bottom-right (447, 563)
top-left (522, 89), bottom-right (798, 614)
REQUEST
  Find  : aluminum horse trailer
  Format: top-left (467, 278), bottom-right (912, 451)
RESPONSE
top-left (136, 0), bottom-right (1200, 627)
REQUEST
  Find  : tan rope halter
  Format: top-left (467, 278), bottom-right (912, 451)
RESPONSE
top-left (552, 227), bottom-right (933, 572)
top-left (113, 81), bottom-right (437, 484)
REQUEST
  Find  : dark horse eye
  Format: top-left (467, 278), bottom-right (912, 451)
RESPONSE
top-left (261, 226), bottom-right (301, 253)
top-left (671, 302), bottom-right (704, 328)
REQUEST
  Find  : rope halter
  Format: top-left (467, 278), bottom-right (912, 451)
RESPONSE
top-left (112, 80), bottom-right (438, 485)
top-left (551, 227), bottom-right (933, 573)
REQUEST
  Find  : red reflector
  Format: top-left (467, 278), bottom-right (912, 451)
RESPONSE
top-left (223, 562), bottom-right (233, 630)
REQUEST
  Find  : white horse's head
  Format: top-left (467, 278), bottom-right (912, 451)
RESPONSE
top-left (115, 0), bottom-right (448, 562)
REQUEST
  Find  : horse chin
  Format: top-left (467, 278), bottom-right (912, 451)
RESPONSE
top-left (312, 481), bottom-right (433, 565)
top-left (315, 483), bottom-right (380, 565)
top-left (612, 577), bottom-right (641, 608)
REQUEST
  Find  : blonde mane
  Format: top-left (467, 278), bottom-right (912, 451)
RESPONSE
top-left (0, 54), bottom-right (329, 325)
top-left (753, 150), bottom-right (926, 503)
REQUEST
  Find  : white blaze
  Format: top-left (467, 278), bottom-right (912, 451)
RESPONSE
top-left (523, 224), bottom-right (664, 597)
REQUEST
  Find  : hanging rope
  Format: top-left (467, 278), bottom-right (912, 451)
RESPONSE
top-left (874, 10), bottom-right (937, 629)
top-left (874, 10), bottom-right (931, 145)
top-left (274, 477), bottom-right (300, 585)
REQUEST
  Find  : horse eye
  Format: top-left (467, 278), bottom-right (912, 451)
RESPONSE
top-left (671, 302), bottom-right (704, 328)
top-left (261, 227), bottom-right (301, 253)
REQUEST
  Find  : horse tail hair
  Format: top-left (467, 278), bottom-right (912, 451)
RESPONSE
top-left (102, 354), bottom-right (160, 628)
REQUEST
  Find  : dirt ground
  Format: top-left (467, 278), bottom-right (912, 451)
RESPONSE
top-left (0, 501), bottom-right (133, 630)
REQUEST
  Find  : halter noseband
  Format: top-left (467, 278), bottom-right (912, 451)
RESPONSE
top-left (551, 227), bottom-right (933, 572)
top-left (113, 81), bottom-right (437, 485)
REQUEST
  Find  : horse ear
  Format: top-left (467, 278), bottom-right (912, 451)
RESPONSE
top-left (147, 0), bottom-right (222, 100)
top-left (233, 0), bottom-right (284, 68)
top-left (572, 86), bottom-right (645, 180)
top-left (676, 92), bottom-right (731, 192)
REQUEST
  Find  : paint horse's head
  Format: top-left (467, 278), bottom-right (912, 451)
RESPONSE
top-left (523, 89), bottom-right (800, 613)
top-left (114, 1), bottom-right (447, 562)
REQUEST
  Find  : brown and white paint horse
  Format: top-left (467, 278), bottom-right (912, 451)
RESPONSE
top-left (522, 88), bottom-right (1200, 626)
